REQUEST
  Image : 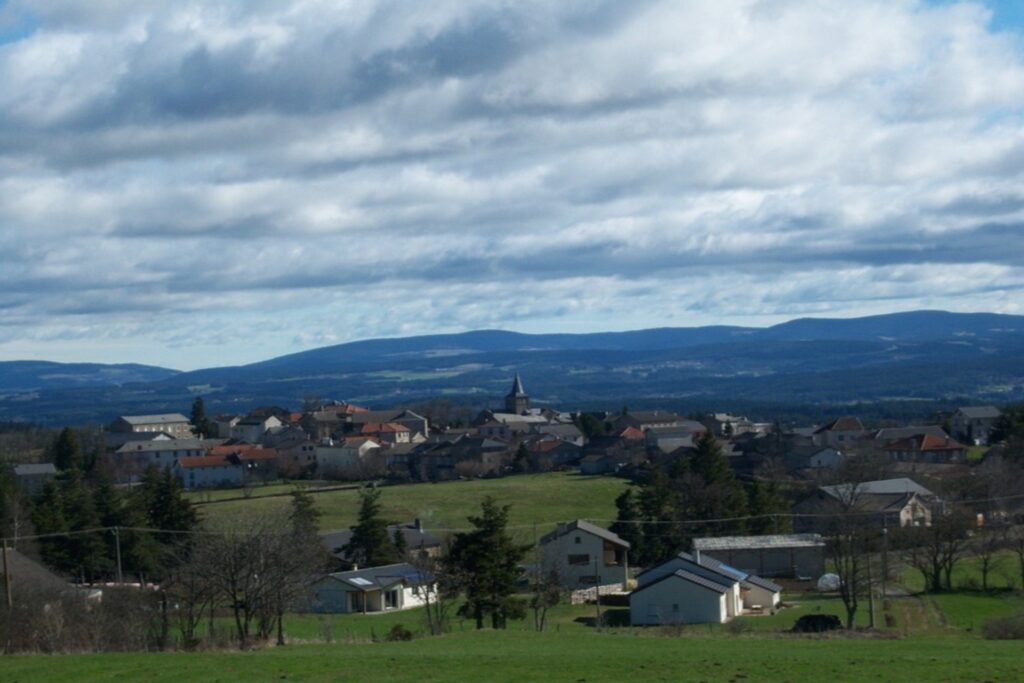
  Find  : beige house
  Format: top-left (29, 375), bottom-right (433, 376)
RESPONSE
top-left (539, 520), bottom-right (629, 590)
top-left (109, 413), bottom-right (193, 438)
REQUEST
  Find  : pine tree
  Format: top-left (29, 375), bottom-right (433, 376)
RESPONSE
top-left (393, 526), bottom-right (408, 558)
top-left (140, 465), bottom-right (199, 557)
top-left (610, 488), bottom-right (643, 563)
top-left (59, 468), bottom-right (111, 581)
top-left (32, 480), bottom-right (71, 573)
top-left (446, 496), bottom-right (528, 629)
top-left (190, 397), bottom-right (213, 438)
top-left (289, 488), bottom-right (321, 537)
top-left (343, 487), bottom-right (397, 567)
top-left (52, 427), bottom-right (83, 471)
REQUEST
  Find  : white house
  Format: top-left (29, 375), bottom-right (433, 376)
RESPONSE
top-left (231, 415), bottom-right (283, 444)
top-left (174, 455), bottom-right (244, 489)
top-left (808, 447), bottom-right (846, 470)
top-left (631, 551), bottom-right (782, 625)
top-left (309, 563), bottom-right (432, 614)
top-left (539, 520), bottom-right (630, 590)
top-left (630, 569), bottom-right (732, 625)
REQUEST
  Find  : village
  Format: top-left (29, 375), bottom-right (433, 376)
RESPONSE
top-left (3, 372), bottom-right (1023, 649)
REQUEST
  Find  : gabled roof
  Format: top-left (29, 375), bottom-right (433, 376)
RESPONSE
top-left (321, 562), bottom-right (431, 591)
top-left (956, 406), bottom-right (1001, 419)
top-left (743, 574), bottom-right (784, 593)
top-left (633, 568), bottom-right (731, 596)
top-left (693, 534), bottom-right (825, 552)
top-left (177, 455), bottom-right (239, 469)
top-left (814, 416), bottom-right (865, 433)
top-left (884, 434), bottom-right (967, 452)
top-left (116, 438), bottom-right (205, 454)
top-left (361, 422), bottom-right (411, 434)
top-left (13, 463), bottom-right (57, 476)
top-left (820, 477), bottom-right (934, 500)
top-left (118, 413), bottom-right (190, 425)
top-left (873, 425), bottom-right (949, 441)
top-left (539, 519), bottom-right (630, 549)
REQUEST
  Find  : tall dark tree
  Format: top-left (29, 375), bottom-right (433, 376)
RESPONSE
top-left (59, 468), bottom-right (111, 581)
top-left (31, 479), bottom-right (71, 572)
top-left (610, 488), bottom-right (643, 563)
top-left (190, 397), bottom-right (214, 438)
top-left (446, 496), bottom-right (528, 629)
top-left (343, 487), bottom-right (398, 567)
top-left (139, 465), bottom-right (199, 560)
top-left (747, 479), bottom-right (791, 535)
top-left (52, 427), bottom-right (83, 471)
top-left (289, 488), bottom-right (321, 537)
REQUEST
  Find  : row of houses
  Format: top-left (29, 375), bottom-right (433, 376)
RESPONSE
top-left (308, 517), bottom-right (806, 626)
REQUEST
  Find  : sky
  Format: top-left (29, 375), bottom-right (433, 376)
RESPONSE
top-left (1, 1), bottom-right (1023, 370)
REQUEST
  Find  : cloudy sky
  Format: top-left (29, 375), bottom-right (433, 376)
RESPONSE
top-left (1, 0), bottom-right (1023, 370)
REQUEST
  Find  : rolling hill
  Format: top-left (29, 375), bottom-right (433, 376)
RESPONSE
top-left (2, 310), bottom-right (1023, 425)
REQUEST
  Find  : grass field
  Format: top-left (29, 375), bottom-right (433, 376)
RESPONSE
top-left (4, 630), bottom-right (1024, 682)
top-left (191, 472), bottom-right (630, 536)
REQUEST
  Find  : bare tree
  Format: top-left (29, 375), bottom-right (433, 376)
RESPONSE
top-left (899, 510), bottom-right (973, 592)
top-left (528, 565), bottom-right (563, 632)
top-left (973, 527), bottom-right (1007, 592)
top-left (409, 545), bottom-right (460, 636)
top-left (1008, 525), bottom-right (1024, 591)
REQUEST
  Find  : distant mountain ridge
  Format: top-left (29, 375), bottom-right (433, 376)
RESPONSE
top-left (2, 310), bottom-right (1023, 425)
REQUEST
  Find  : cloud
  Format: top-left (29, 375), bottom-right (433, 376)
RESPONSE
top-left (0, 0), bottom-right (1023, 369)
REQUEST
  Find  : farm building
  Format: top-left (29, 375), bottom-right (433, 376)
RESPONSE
top-left (692, 534), bottom-right (826, 579)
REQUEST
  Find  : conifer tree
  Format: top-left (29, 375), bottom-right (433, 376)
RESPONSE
top-left (446, 496), bottom-right (528, 629)
top-left (52, 427), bottom-right (83, 471)
top-left (610, 488), bottom-right (643, 563)
top-left (343, 487), bottom-right (397, 567)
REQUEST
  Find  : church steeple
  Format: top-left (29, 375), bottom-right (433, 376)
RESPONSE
top-left (505, 372), bottom-right (530, 414)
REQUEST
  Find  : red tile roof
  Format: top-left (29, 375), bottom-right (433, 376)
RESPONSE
top-left (617, 426), bottom-right (645, 440)
top-left (885, 434), bottom-right (967, 452)
top-left (361, 422), bottom-right (411, 434)
top-left (177, 455), bottom-right (236, 469)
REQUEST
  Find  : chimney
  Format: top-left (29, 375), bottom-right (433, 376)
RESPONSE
top-left (694, 549), bottom-right (701, 564)
top-left (351, 563), bottom-right (358, 571)
top-left (414, 518), bottom-right (423, 532)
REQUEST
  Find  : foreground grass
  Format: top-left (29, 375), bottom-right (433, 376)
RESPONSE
top-left (193, 472), bottom-right (629, 536)
top-left (4, 630), bottom-right (1024, 683)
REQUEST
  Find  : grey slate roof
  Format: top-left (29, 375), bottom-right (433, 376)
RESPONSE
top-left (323, 562), bottom-right (430, 591)
top-left (539, 519), bottom-right (630, 549)
top-left (115, 438), bottom-right (205, 453)
top-left (693, 534), bottom-right (825, 552)
top-left (820, 477), bottom-right (934, 500)
top-left (873, 425), bottom-right (949, 441)
top-left (119, 413), bottom-right (190, 425)
top-left (13, 463), bottom-right (57, 477)
top-left (957, 406), bottom-right (1002, 419)
top-left (743, 574), bottom-right (784, 593)
top-left (321, 522), bottom-right (440, 563)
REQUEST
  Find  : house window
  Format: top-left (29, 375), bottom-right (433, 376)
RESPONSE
top-left (574, 536), bottom-right (582, 544)
top-left (672, 603), bottom-right (679, 612)
top-left (385, 589), bottom-right (399, 609)
top-left (568, 554), bottom-right (589, 566)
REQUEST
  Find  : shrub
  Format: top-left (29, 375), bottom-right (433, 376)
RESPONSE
top-left (385, 624), bottom-right (414, 642)
top-left (982, 615), bottom-right (1024, 640)
top-left (725, 619), bottom-right (750, 635)
top-left (792, 614), bottom-right (842, 633)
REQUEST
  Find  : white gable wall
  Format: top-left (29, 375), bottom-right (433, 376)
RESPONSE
top-left (630, 575), bottom-right (728, 625)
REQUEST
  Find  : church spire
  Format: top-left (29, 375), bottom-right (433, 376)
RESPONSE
top-left (505, 372), bottom-right (530, 414)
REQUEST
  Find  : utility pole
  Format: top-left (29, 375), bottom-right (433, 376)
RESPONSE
top-left (880, 526), bottom-right (889, 603)
top-left (866, 534), bottom-right (875, 629)
top-left (113, 527), bottom-right (124, 584)
top-left (593, 556), bottom-right (602, 630)
top-left (2, 539), bottom-right (12, 609)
